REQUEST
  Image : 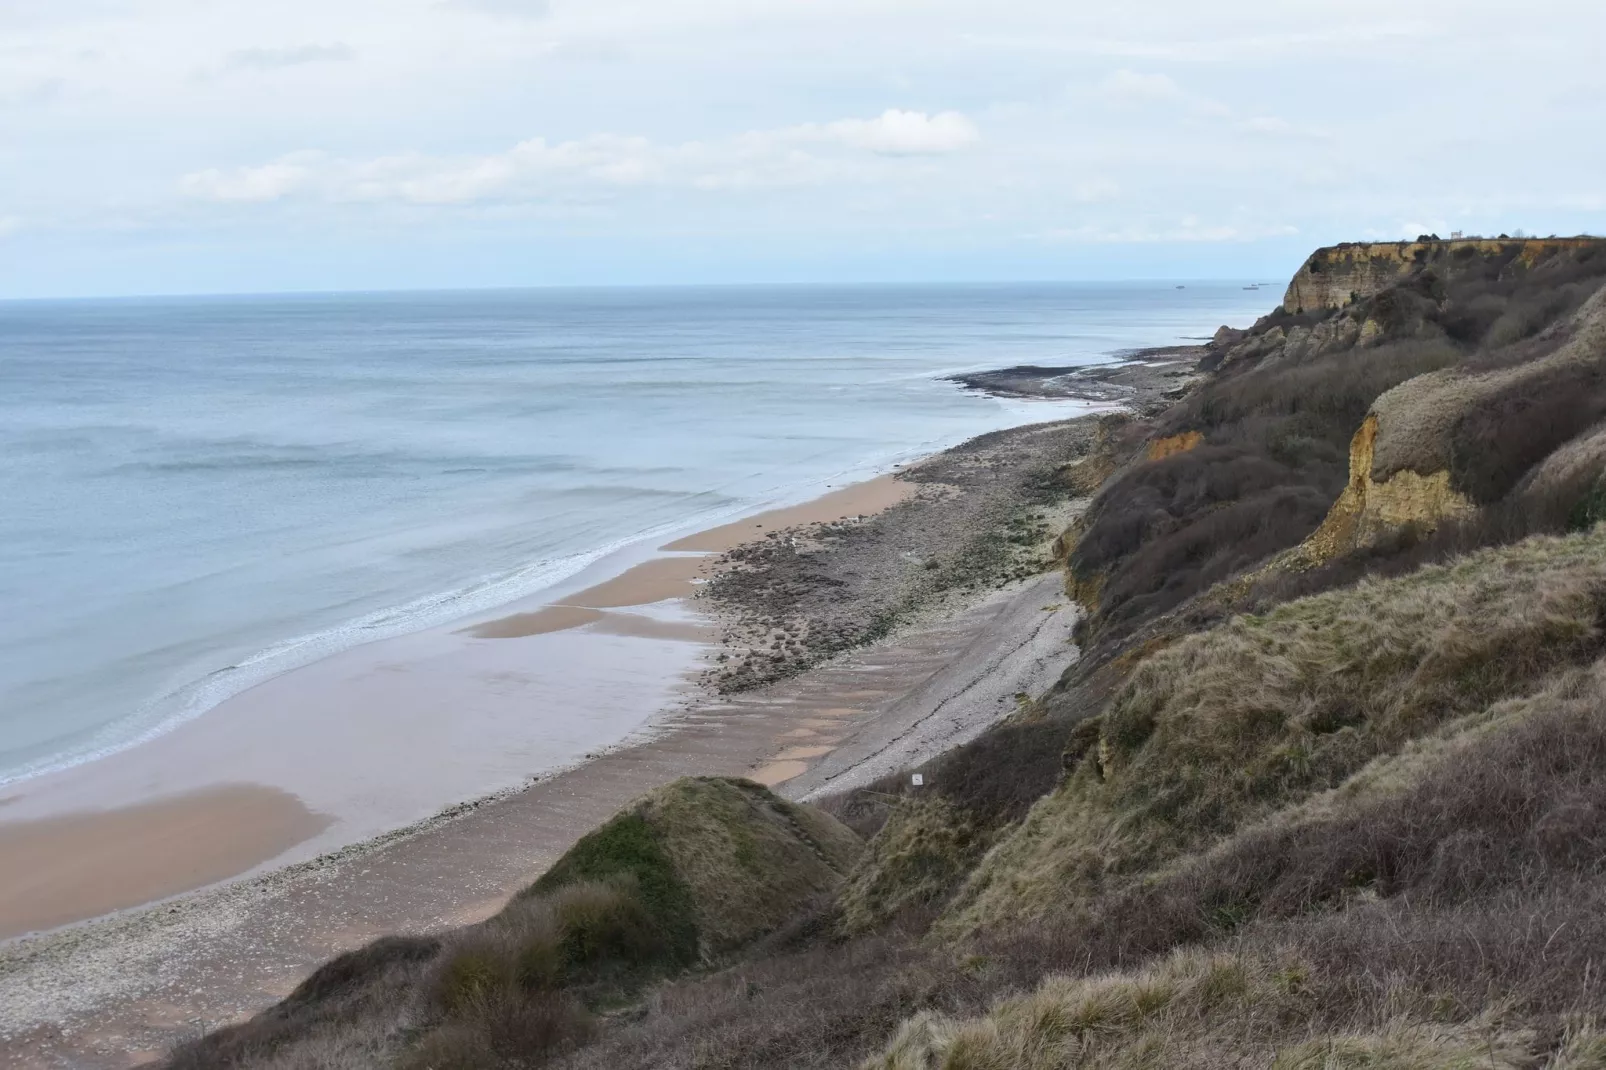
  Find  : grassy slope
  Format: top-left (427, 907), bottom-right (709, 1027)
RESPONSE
top-left (948, 529), bottom-right (1606, 933)
top-left (859, 539), bottom-right (1606, 1065)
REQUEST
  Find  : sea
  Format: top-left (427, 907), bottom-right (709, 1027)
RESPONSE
top-left (0, 282), bottom-right (1269, 790)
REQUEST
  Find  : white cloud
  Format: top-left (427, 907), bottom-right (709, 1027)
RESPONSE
top-left (223, 44), bottom-right (356, 71)
top-left (0, 215), bottom-right (21, 238)
top-left (814, 109), bottom-right (980, 156)
top-left (6, 0), bottom-right (1606, 294)
top-left (352, 135), bottom-right (663, 204)
top-left (1092, 69), bottom-right (1229, 117)
top-left (1043, 217), bottom-right (1301, 244)
top-left (1072, 179), bottom-right (1121, 203)
top-left (1097, 69), bottom-right (1183, 103)
top-left (180, 159), bottom-right (315, 202)
top-left (175, 111), bottom-right (981, 209)
top-left (436, 0), bottom-right (550, 18)
top-left (1237, 115), bottom-right (1326, 140)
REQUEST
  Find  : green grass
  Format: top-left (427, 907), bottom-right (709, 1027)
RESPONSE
top-left (637, 777), bottom-right (862, 955)
top-left (526, 810), bottom-right (700, 971)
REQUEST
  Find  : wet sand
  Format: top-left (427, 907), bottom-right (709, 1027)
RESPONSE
top-left (468, 474), bottom-right (917, 640)
top-left (0, 786), bottom-right (330, 942)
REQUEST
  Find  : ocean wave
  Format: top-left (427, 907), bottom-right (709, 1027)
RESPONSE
top-left (0, 526), bottom-right (673, 789)
top-left (103, 449), bottom-right (589, 478)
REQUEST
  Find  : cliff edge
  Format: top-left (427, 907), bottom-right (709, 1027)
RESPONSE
top-left (1283, 236), bottom-right (1604, 314)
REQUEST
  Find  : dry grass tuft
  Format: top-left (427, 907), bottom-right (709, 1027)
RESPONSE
top-left (950, 527), bottom-right (1606, 933)
top-left (835, 796), bottom-right (984, 935)
top-left (858, 945), bottom-right (1573, 1070)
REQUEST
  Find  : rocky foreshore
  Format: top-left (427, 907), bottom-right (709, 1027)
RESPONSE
top-left (942, 344), bottom-right (1205, 412)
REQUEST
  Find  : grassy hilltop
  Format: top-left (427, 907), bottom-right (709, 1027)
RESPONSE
top-left (169, 237), bottom-right (1606, 1069)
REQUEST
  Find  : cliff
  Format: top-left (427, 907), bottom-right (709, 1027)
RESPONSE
top-left (165, 778), bottom-right (862, 1069)
top-left (1299, 282), bottom-right (1606, 560)
top-left (1283, 236), bottom-right (1604, 314)
top-left (1045, 234), bottom-right (1606, 661)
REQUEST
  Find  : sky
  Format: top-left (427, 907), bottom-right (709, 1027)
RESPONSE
top-left (1, 0), bottom-right (1603, 297)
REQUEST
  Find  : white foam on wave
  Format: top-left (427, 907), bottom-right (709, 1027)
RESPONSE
top-left (0, 528), bottom-right (659, 790)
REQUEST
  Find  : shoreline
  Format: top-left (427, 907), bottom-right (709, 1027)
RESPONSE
top-left (0, 402), bottom-right (1119, 1068)
top-left (0, 471), bottom-right (930, 946)
top-left (0, 463), bottom-right (925, 799)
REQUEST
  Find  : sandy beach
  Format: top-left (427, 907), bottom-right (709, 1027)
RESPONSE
top-left (0, 410), bottom-right (1111, 1068)
top-left (0, 473), bottom-right (926, 949)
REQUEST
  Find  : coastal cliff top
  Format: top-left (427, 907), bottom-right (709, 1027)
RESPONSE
top-left (1284, 234), bottom-right (1606, 313)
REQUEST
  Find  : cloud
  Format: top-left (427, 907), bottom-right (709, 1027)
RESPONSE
top-left (1097, 69), bottom-right (1184, 103)
top-left (436, 0), bottom-right (550, 18)
top-left (0, 78), bottom-right (65, 108)
top-left (355, 135), bottom-right (663, 204)
top-left (180, 159), bottom-right (314, 202)
top-left (1092, 69), bottom-right (1229, 117)
top-left (1237, 115), bottom-right (1325, 140)
top-left (0, 215), bottom-right (20, 238)
top-left (1072, 178), bottom-right (1121, 203)
top-left (792, 110), bottom-right (980, 156)
top-left (224, 44), bottom-right (356, 72)
top-left (1042, 217), bottom-right (1301, 244)
top-left (174, 111), bottom-right (980, 209)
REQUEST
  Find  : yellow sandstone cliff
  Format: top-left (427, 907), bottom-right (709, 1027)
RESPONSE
top-left (1283, 237), bottom-right (1601, 315)
top-left (1298, 414), bottom-right (1473, 561)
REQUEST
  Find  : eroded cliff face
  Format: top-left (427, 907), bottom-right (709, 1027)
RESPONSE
top-left (1144, 430), bottom-right (1203, 462)
top-left (1283, 238), bottom-right (1601, 315)
top-left (1298, 414), bottom-right (1474, 560)
top-left (1297, 284), bottom-right (1606, 562)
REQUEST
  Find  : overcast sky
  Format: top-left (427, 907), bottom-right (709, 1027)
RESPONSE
top-left (1, 0), bottom-right (1602, 297)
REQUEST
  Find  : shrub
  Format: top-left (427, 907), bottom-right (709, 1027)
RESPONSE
top-left (165, 935), bottom-right (441, 1069)
top-left (835, 796), bottom-right (984, 934)
top-left (405, 989), bottom-right (594, 1070)
top-left (548, 880), bottom-right (666, 984)
top-left (1069, 338), bottom-right (1466, 648)
top-left (1450, 359), bottom-right (1606, 503)
top-left (524, 811), bottom-right (699, 972)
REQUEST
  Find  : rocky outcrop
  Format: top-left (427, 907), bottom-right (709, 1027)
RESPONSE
top-left (1193, 236), bottom-right (1606, 379)
top-left (1298, 414), bottom-right (1474, 560)
top-left (1297, 284), bottom-right (1606, 561)
top-left (1283, 238), bottom-right (1603, 315)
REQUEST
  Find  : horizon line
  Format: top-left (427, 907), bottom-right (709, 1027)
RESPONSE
top-left (0, 275), bottom-right (1279, 305)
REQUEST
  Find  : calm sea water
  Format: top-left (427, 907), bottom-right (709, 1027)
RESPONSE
top-left (0, 283), bottom-right (1268, 787)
